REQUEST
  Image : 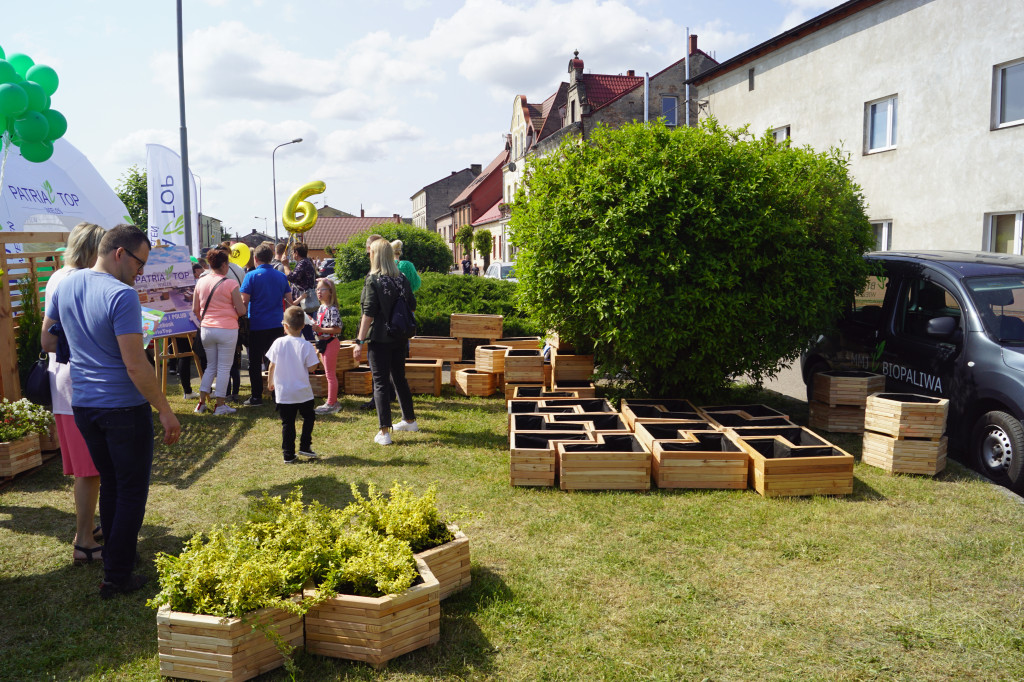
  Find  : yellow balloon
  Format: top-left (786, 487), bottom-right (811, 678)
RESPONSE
top-left (229, 242), bottom-right (250, 268)
top-left (282, 180), bottom-right (326, 234)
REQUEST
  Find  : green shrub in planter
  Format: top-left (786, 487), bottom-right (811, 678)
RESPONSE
top-left (347, 482), bottom-right (455, 553)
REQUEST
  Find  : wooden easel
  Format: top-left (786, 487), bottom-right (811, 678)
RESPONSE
top-left (154, 331), bottom-right (203, 394)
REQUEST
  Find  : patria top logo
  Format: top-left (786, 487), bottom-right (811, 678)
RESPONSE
top-left (7, 179), bottom-right (80, 207)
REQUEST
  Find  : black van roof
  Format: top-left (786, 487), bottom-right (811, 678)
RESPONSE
top-left (869, 250), bottom-right (1024, 279)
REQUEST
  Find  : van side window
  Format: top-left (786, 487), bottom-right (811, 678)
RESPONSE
top-left (850, 275), bottom-right (887, 326)
top-left (895, 279), bottom-right (962, 342)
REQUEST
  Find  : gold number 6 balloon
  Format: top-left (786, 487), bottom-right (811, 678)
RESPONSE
top-left (282, 180), bottom-right (326, 234)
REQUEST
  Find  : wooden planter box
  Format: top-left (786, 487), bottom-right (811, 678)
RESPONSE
top-left (557, 433), bottom-right (651, 490)
top-left (310, 373), bottom-right (328, 398)
top-left (335, 343), bottom-right (359, 372)
top-left (450, 314), bottom-right (503, 341)
top-left (862, 431), bottom-right (948, 476)
top-left (156, 602), bottom-right (304, 682)
top-left (450, 362), bottom-right (475, 386)
top-left (0, 434), bottom-right (43, 478)
top-left (808, 401), bottom-right (865, 433)
top-left (550, 380), bottom-right (596, 398)
top-left (496, 336), bottom-right (542, 350)
top-left (39, 424), bottom-right (60, 452)
top-left (633, 420), bottom-right (715, 452)
top-left (546, 330), bottom-right (577, 353)
top-left (652, 431), bottom-right (748, 489)
top-left (543, 363), bottom-right (552, 389)
top-left (510, 414), bottom-right (590, 434)
top-left (503, 349), bottom-right (544, 383)
top-left (731, 427), bottom-right (855, 498)
top-left (510, 386), bottom-right (577, 400)
top-left (549, 412), bottom-right (629, 433)
top-left (551, 351), bottom-right (594, 382)
top-left (344, 367), bottom-right (373, 396)
top-left (415, 526), bottom-right (470, 600)
top-left (510, 431), bottom-right (594, 487)
top-left (865, 393), bottom-right (949, 439)
top-left (621, 399), bottom-right (702, 431)
top-left (405, 359), bottom-right (443, 397)
top-left (813, 370), bottom-right (886, 407)
top-left (455, 369), bottom-right (497, 397)
top-left (475, 345), bottom-right (511, 374)
top-left (304, 557), bottom-right (440, 668)
top-left (409, 336), bottom-right (461, 363)
top-left (699, 404), bottom-right (790, 428)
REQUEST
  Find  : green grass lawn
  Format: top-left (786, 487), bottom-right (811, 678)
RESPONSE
top-left (2, 385), bottom-right (1024, 680)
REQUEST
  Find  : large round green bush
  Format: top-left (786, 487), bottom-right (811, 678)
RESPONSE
top-left (332, 224), bottom-right (453, 283)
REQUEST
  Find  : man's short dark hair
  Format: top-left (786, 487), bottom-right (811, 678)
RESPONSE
top-left (275, 242), bottom-right (287, 256)
top-left (99, 224), bottom-right (150, 257)
top-left (254, 243), bottom-right (274, 263)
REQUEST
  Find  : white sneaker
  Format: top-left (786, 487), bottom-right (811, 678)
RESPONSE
top-left (213, 404), bottom-right (237, 415)
top-left (315, 403), bottom-right (340, 414)
top-left (298, 449), bottom-right (320, 459)
top-left (374, 431), bottom-right (393, 446)
top-left (194, 403), bottom-right (207, 414)
top-left (393, 420), bottom-right (419, 432)
top-left (183, 392), bottom-right (199, 400)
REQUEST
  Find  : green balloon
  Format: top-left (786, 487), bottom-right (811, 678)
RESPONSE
top-left (16, 80), bottom-right (46, 112)
top-left (20, 140), bottom-right (53, 163)
top-left (0, 60), bottom-right (17, 85)
top-left (42, 108), bottom-right (67, 140)
top-left (0, 82), bottom-right (28, 117)
top-left (15, 111), bottom-right (48, 143)
top-left (26, 64), bottom-right (58, 96)
top-left (0, 45), bottom-right (5, 60)
top-left (7, 53), bottom-right (34, 79)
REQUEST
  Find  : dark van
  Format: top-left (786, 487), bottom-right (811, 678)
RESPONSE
top-left (802, 251), bottom-right (1024, 493)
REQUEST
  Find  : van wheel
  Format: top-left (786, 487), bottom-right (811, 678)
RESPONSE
top-left (803, 361), bottom-right (828, 404)
top-left (972, 411), bottom-right (1024, 493)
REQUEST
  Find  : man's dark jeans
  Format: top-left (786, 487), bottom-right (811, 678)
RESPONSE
top-left (247, 326), bottom-right (283, 401)
top-left (367, 341), bottom-right (415, 429)
top-left (279, 399), bottom-right (315, 457)
top-left (73, 403), bottom-right (154, 584)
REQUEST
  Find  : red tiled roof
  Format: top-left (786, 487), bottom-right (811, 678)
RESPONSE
top-left (449, 148), bottom-right (509, 208)
top-left (471, 198), bottom-right (503, 227)
top-left (303, 215), bottom-right (405, 249)
top-left (583, 73), bottom-right (643, 110)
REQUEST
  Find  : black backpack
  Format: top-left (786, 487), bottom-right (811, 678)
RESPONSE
top-left (375, 275), bottom-right (417, 340)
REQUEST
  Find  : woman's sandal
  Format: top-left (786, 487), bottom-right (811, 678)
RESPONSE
top-left (73, 544), bottom-right (103, 565)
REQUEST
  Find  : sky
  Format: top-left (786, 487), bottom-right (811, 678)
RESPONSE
top-left (3, 0), bottom-right (844, 239)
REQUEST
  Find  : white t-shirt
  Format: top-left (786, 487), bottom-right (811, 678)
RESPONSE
top-left (44, 267), bottom-right (78, 415)
top-left (265, 334), bottom-right (319, 404)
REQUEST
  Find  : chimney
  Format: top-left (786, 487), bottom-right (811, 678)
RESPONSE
top-left (689, 34), bottom-right (698, 55)
top-left (568, 50), bottom-right (584, 85)
top-left (627, 69), bottom-right (635, 77)
top-left (471, 163), bottom-right (482, 175)
top-left (393, 213), bottom-right (401, 223)
top-left (360, 207), bottom-right (365, 217)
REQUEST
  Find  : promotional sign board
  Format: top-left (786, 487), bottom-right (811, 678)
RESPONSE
top-left (146, 144), bottom-right (199, 257)
top-left (135, 244), bottom-right (199, 338)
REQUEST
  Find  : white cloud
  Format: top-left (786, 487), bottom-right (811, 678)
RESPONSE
top-left (320, 119), bottom-right (425, 164)
top-left (690, 19), bottom-right (753, 61)
top-left (311, 90), bottom-right (376, 121)
top-left (199, 119), bottom-right (319, 170)
top-left (104, 128), bottom-right (178, 166)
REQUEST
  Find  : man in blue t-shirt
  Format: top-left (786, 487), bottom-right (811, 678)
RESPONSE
top-left (240, 242), bottom-right (293, 405)
top-left (42, 224), bottom-right (181, 599)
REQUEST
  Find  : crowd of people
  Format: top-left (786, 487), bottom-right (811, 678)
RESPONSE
top-left (39, 223), bottom-right (422, 598)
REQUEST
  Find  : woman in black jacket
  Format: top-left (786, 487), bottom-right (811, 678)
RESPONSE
top-left (352, 239), bottom-right (418, 445)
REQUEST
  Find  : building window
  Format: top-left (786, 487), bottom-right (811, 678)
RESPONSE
top-left (866, 95), bottom-right (898, 152)
top-left (994, 58), bottom-right (1024, 128)
top-left (871, 220), bottom-right (892, 251)
top-left (988, 212), bottom-right (1024, 254)
top-left (662, 96), bottom-right (678, 126)
top-left (571, 101), bottom-right (576, 123)
top-left (748, 67), bottom-right (755, 91)
top-left (771, 125), bottom-right (790, 143)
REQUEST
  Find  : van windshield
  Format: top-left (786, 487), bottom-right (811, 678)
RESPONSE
top-left (965, 276), bottom-right (1024, 342)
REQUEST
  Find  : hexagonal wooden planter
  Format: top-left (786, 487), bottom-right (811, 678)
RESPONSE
top-left (510, 431), bottom-right (594, 487)
top-left (455, 368), bottom-right (497, 397)
top-left (335, 343), bottom-right (359, 372)
top-left (0, 434), bottom-right (43, 478)
top-left (156, 602), bottom-right (304, 682)
top-left (652, 431), bottom-right (748, 490)
top-left (449, 362), bottom-right (475, 386)
top-left (864, 393), bottom-right (949, 439)
top-left (310, 373), bottom-right (328, 398)
top-left (408, 336), bottom-right (462, 363)
top-left (620, 399), bottom-right (702, 431)
top-left (730, 426), bottom-right (855, 497)
top-left (808, 401), bottom-right (865, 433)
top-left (450, 314), bottom-right (503, 340)
top-left (557, 433), bottom-right (651, 490)
top-left (405, 359), bottom-right (443, 397)
top-left (813, 370), bottom-right (886, 407)
top-left (475, 345), bottom-right (511, 374)
top-left (39, 424), bottom-right (60, 453)
top-left (503, 349), bottom-right (544, 384)
top-left (304, 557), bottom-right (440, 669)
top-left (862, 431), bottom-right (947, 476)
top-left (415, 526), bottom-right (471, 600)
top-left (344, 366), bottom-right (373, 395)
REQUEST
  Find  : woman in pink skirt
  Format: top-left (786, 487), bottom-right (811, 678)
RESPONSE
top-left (44, 222), bottom-right (107, 565)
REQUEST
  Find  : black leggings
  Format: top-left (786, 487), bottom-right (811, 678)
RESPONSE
top-left (367, 341), bottom-right (415, 429)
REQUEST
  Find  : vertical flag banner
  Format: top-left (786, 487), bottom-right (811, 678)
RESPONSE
top-left (146, 143), bottom-right (199, 256)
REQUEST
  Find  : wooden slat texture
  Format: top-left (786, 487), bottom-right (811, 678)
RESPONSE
top-left (557, 434), bottom-right (651, 490)
top-left (551, 349), bottom-right (594, 381)
top-left (408, 336), bottom-right (461, 363)
top-left (651, 432), bottom-right (748, 489)
top-left (344, 367), bottom-right (373, 395)
top-left (455, 368), bottom-right (497, 397)
top-left (808, 401), bottom-right (866, 433)
top-left (415, 527), bottom-right (470, 600)
top-left (812, 371), bottom-right (886, 407)
top-left (503, 349), bottom-right (544, 383)
top-left (862, 430), bottom-right (947, 475)
top-left (449, 314), bottom-right (503, 340)
top-left (495, 336), bottom-right (542, 350)
top-left (0, 434), bottom-right (43, 478)
top-left (864, 393), bottom-right (949, 439)
top-left (474, 345), bottom-right (511, 374)
top-left (730, 429), bottom-right (855, 498)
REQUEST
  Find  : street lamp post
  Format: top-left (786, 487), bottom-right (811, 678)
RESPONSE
top-left (272, 138), bottom-right (303, 244)
top-left (254, 216), bottom-right (268, 233)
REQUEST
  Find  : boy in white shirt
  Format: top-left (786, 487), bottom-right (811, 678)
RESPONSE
top-left (266, 306), bottom-right (321, 463)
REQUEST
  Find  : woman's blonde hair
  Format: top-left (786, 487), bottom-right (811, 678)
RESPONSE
top-left (369, 239), bottom-right (400, 277)
top-left (64, 222), bottom-right (106, 269)
top-left (390, 239), bottom-right (403, 258)
top-left (315, 277), bottom-right (337, 307)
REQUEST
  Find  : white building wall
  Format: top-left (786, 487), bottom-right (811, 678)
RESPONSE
top-left (696, 0), bottom-right (1024, 251)
top-left (411, 190), bottom-right (427, 229)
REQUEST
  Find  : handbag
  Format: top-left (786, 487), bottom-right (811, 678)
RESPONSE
top-left (24, 352), bottom-right (52, 407)
top-left (302, 287), bottom-right (319, 315)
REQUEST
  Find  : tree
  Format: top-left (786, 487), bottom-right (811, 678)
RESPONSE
top-left (455, 224), bottom-right (474, 262)
top-left (473, 229), bottom-right (493, 271)
top-left (115, 165), bottom-right (147, 229)
top-left (331, 224), bottom-right (453, 283)
top-left (509, 120), bottom-right (874, 397)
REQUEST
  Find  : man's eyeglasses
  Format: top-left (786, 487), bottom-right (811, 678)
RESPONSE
top-left (123, 248), bottom-right (147, 273)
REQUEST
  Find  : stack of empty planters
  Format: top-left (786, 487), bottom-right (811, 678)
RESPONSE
top-left (809, 370), bottom-right (886, 432)
top-left (550, 347), bottom-right (595, 396)
top-left (862, 393), bottom-right (949, 475)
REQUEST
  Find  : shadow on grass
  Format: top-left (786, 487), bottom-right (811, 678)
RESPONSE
top-left (150, 411), bottom-right (254, 489)
top-left (242, 475), bottom-right (359, 509)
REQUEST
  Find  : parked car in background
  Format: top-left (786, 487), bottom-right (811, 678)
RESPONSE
top-left (484, 261), bottom-right (516, 282)
top-left (802, 250), bottom-right (1024, 493)
top-left (318, 258), bottom-right (335, 278)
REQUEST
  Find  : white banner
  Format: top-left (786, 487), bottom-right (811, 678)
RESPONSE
top-left (0, 138), bottom-right (132, 243)
top-left (146, 143), bottom-right (199, 257)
